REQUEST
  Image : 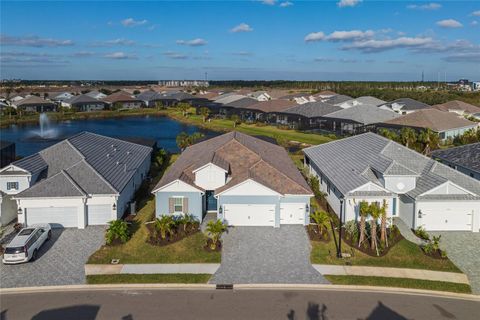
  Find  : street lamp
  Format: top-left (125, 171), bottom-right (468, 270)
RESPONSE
top-left (337, 198), bottom-right (344, 258)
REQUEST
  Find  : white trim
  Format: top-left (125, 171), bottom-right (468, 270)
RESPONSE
top-left (349, 182), bottom-right (390, 194)
top-left (0, 165), bottom-right (30, 174)
top-left (283, 194), bottom-right (314, 197)
top-left (214, 179), bottom-right (282, 197)
top-left (419, 181), bottom-right (476, 197)
top-left (192, 162), bottom-right (228, 174)
top-left (152, 179), bottom-right (204, 194)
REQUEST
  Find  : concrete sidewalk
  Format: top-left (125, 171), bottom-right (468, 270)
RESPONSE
top-left (313, 264), bottom-right (469, 284)
top-left (86, 263), bottom-right (220, 275)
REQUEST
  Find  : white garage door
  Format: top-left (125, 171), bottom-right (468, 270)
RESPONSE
top-left (26, 207), bottom-right (78, 228)
top-left (280, 203), bottom-right (306, 225)
top-left (224, 204), bottom-right (275, 226)
top-left (88, 205), bottom-right (112, 225)
top-left (419, 202), bottom-right (473, 231)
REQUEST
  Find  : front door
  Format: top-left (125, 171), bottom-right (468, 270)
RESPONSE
top-left (206, 191), bottom-right (217, 212)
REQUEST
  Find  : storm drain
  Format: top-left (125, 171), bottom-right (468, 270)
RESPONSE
top-left (216, 284), bottom-right (234, 290)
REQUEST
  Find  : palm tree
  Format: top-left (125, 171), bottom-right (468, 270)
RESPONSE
top-left (358, 201), bottom-right (369, 247)
top-left (230, 114), bottom-right (240, 128)
top-left (178, 102), bottom-right (190, 116)
top-left (310, 210), bottom-right (330, 235)
top-left (155, 215), bottom-right (175, 240)
top-left (419, 129), bottom-right (440, 155)
top-left (205, 219), bottom-right (227, 250)
top-left (176, 132), bottom-right (189, 151)
top-left (379, 199), bottom-right (388, 246)
top-left (369, 202), bottom-right (380, 253)
top-left (180, 214), bottom-right (198, 232)
top-left (199, 107), bottom-right (210, 122)
top-left (400, 127), bottom-right (417, 148)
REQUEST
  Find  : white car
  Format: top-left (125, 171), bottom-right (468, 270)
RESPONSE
top-left (2, 224), bottom-right (52, 264)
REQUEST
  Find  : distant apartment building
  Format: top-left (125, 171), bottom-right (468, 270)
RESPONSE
top-left (158, 80), bottom-right (209, 87)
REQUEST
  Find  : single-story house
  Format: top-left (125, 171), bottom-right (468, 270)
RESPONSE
top-left (244, 99), bottom-right (298, 122)
top-left (303, 132), bottom-right (480, 232)
top-left (48, 92), bottom-right (74, 102)
top-left (379, 98), bottom-right (431, 115)
top-left (13, 96), bottom-right (56, 113)
top-left (432, 143), bottom-right (480, 180)
top-left (62, 94), bottom-right (107, 112)
top-left (379, 109), bottom-right (478, 140)
top-left (0, 132), bottom-right (152, 228)
top-left (248, 91), bottom-right (271, 101)
top-left (323, 94), bottom-right (353, 105)
top-left (337, 96), bottom-right (386, 109)
top-left (103, 91), bottom-right (144, 109)
top-left (432, 100), bottom-right (480, 117)
top-left (153, 131), bottom-right (313, 227)
top-left (283, 101), bottom-right (342, 130)
top-left (85, 90), bottom-right (107, 100)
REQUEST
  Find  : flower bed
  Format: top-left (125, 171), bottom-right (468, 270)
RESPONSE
top-left (306, 224), bottom-right (330, 242)
top-left (146, 221), bottom-right (199, 246)
top-left (342, 225), bottom-right (403, 257)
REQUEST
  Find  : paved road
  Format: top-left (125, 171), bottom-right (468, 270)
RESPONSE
top-left (1, 288), bottom-right (478, 320)
top-left (210, 226), bottom-right (328, 284)
top-left (0, 227), bottom-right (104, 288)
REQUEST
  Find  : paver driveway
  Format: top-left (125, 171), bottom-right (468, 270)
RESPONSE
top-left (430, 231), bottom-right (480, 295)
top-left (0, 226), bottom-right (105, 288)
top-left (209, 225), bottom-right (329, 284)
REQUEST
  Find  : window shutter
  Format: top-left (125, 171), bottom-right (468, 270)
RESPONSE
top-left (168, 198), bottom-right (174, 213)
top-left (183, 198), bottom-right (189, 214)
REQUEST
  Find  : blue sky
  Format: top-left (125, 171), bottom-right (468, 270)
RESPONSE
top-left (1, 0), bottom-right (479, 81)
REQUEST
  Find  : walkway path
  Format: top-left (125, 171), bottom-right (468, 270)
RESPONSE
top-left (394, 217), bottom-right (426, 246)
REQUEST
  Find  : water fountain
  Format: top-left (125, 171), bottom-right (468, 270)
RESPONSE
top-left (27, 113), bottom-right (60, 140)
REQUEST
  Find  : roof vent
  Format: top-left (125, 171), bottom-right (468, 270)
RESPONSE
top-left (116, 161), bottom-right (120, 165)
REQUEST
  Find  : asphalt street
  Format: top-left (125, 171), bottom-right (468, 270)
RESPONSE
top-left (1, 288), bottom-right (479, 320)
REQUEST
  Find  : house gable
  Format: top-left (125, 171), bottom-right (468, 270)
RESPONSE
top-left (153, 179), bottom-right (203, 194)
top-left (216, 179), bottom-right (280, 197)
top-left (193, 163), bottom-right (227, 190)
top-left (420, 181), bottom-right (475, 196)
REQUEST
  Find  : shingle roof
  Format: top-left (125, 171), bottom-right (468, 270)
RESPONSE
top-left (214, 94), bottom-right (247, 104)
top-left (284, 101), bottom-right (342, 118)
top-left (223, 97), bottom-right (259, 109)
top-left (246, 99), bottom-right (297, 113)
top-left (432, 100), bottom-right (480, 114)
top-left (341, 96), bottom-right (386, 107)
top-left (432, 143), bottom-right (480, 174)
top-left (154, 131), bottom-right (312, 195)
top-left (103, 91), bottom-right (141, 104)
top-left (15, 96), bottom-right (55, 107)
top-left (323, 104), bottom-right (402, 125)
top-left (383, 109), bottom-right (477, 132)
top-left (64, 94), bottom-right (104, 105)
top-left (381, 98), bottom-right (431, 111)
top-left (17, 171), bottom-right (86, 198)
top-left (325, 94), bottom-right (353, 105)
top-left (304, 132), bottom-right (480, 199)
top-left (12, 153), bottom-right (47, 175)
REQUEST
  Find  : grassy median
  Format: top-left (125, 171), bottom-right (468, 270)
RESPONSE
top-left (86, 274), bottom-right (211, 284)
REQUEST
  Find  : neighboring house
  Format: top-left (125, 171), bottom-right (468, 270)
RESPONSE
top-left (283, 101), bottom-right (342, 129)
top-left (9, 95), bottom-right (24, 104)
top-left (213, 94), bottom-right (247, 105)
top-left (248, 91), bottom-right (271, 101)
top-left (432, 100), bottom-right (480, 117)
top-left (48, 92), bottom-right (74, 102)
top-left (103, 91), bottom-right (144, 109)
top-left (244, 100), bottom-right (298, 122)
top-left (432, 143), bottom-right (480, 180)
top-left (323, 94), bottom-right (353, 105)
top-left (312, 90), bottom-right (337, 99)
top-left (153, 132), bottom-right (313, 227)
top-left (13, 96), bottom-right (56, 112)
top-left (62, 94), bottom-right (107, 111)
top-left (85, 90), bottom-right (107, 100)
top-left (0, 140), bottom-right (16, 168)
top-left (379, 98), bottom-right (431, 115)
top-left (380, 109), bottom-right (478, 140)
top-left (304, 133), bottom-right (480, 232)
top-left (0, 132), bottom-right (152, 228)
top-left (337, 96), bottom-right (386, 109)
top-left (279, 93), bottom-right (316, 105)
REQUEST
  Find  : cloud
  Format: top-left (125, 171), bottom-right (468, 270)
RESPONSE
top-left (472, 10), bottom-right (480, 17)
top-left (121, 18), bottom-right (148, 27)
top-left (261, 0), bottom-right (277, 5)
top-left (471, 20), bottom-right (478, 26)
top-left (411, 39), bottom-right (479, 54)
top-left (72, 51), bottom-right (95, 57)
top-left (176, 38), bottom-right (208, 46)
top-left (337, 0), bottom-right (362, 8)
top-left (326, 30), bottom-right (375, 41)
top-left (314, 57), bottom-right (334, 62)
top-left (104, 52), bottom-right (137, 59)
top-left (232, 51), bottom-right (253, 56)
top-left (387, 60), bottom-right (405, 64)
top-left (304, 32), bottom-right (325, 42)
top-left (339, 58), bottom-right (358, 63)
top-left (279, 1), bottom-right (293, 7)
top-left (163, 51), bottom-right (188, 59)
top-left (342, 37), bottom-right (435, 53)
top-left (0, 34), bottom-right (74, 47)
top-left (407, 3), bottom-right (442, 10)
top-left (91, 38), bottom-right (136, 46)
top-left (443, 53), bottom-right (480, 63)
top-left (230, 23), bottom-right (253, 33)
top-left (436, 19), bottom-right (463, 28)
top-left (1, 51), bottom-right (69, 64)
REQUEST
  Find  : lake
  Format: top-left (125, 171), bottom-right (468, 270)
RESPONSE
top-left (0, 115), bottom-right (219, 157)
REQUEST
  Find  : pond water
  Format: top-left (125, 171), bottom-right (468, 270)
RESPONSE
top-left (0, 115), bottom-right (219, 157)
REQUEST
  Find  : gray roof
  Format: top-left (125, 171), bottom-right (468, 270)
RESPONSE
top-left (323, 104), bottom-right (402, 125)
top-left (381, 98), bottom-right (431, 111)
top-left (284, 101), bottom-right (342, 118)
top-left (432, 143), bottom-right (480, 174)
top-left (223, 97), bottom-right (259, 109)
top-left (12, 132), bottom-right (152, 198)
top-left (64, 94), bottom-right (104, 105)
top-left (304, 132), bottom-right (480, 199)
top-left (341, 96), bottom-right (386, 107)
top-left (214, 94), bottom-right (247, 104)
top-left (325, 94), bottom-right (353, 105)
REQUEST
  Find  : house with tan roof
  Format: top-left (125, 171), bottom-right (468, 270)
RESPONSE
top-left (152, 132), bottom-right (313, 227)
top-left (13, 96), bottom-right (56, 113)
top-left (379, 109), bottom-right (478, 140)
top-left (103, 91), bottom-right (144, 109)
top-left (432, 100), bottom-right (480, 117)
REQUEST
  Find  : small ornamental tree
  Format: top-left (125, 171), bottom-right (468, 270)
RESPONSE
top-left (105, 220), bottom-right (130, 245)
top-left (205, 219), bottom-right (227, 250)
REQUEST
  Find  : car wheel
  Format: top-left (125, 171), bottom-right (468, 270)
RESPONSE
top-left (31, 249), bottom-right (38, 262)
top-left (47, 230), bottom-right (52, 240)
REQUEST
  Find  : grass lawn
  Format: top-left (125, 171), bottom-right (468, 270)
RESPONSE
top-left (324, 275), bottom-right (472, 294)
top-left (86, 274), bottom-right (211, 284)
top-left (163, 109), bottom-right (335, 145)
top-left (311, 231), bottom-right (461, 273)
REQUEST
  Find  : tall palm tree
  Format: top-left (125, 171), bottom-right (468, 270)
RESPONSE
top-left (369, 202), bottom-right (380, 253)
top-left (400, 127), bottom-right (417, 148)
top-left (379, 199), bottom-right (388, 246)
top-left (176, 132), bottom-right (189, 151)
top-left (199, 107), bottom-right (210, 122)
top-left (358, 201), bottom-right (369, 247)
top-left (230, 114), bottom-right (240, 128)
top-left (178, 103), bottom-right (190, 116)
top-left (310, 210), bottom-right (330, 235)
top-left (419, 128), bottom-right (440, 155)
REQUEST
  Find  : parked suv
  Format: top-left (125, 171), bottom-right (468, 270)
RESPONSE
top-left (2, 224), bottom-right (52, 264)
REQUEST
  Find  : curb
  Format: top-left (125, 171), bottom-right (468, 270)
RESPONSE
top-left (1, 284), bottom-right (478, 301)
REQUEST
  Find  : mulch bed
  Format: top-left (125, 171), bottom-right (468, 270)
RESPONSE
top-left (421, 248), bottom-right (447, 260)
top-left (306, 225), bottom-right (330, 242)
top-left (146, 222), bottom-right (199, 246)
top-left (342, 229), bottom-right (404, 257)
top-left (203, 238), bottom-right (222, 252)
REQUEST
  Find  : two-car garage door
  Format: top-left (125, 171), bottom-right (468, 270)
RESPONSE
top-left (224, 204), bottom-right (275, 226)
top-left (26, 207), bottom-right (78, 228)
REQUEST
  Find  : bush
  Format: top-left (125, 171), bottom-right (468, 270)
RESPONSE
top-left (414, 226), bottom-right (430, 241)
top-left (205, 219), bottom-right (227, 250)
top-left (105, 220), bottom-right (130, 245)
top-left (344, 220), bottom-right (359, 243)
top-left (155, 215), bottom-right (176, 239)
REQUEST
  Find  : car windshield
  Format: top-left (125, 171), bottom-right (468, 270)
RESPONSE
top-left (4, 247), bottom-right (25, 254)
top-left (18, 228), bottom-right (35, 236)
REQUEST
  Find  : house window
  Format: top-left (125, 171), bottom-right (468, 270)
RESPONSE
top-left (320, 174), bottom-right (323, 185)
top-left (174, 197), bottom-right (183, 213)
top-left (7, 182), bottom-right (19, 190)
top-left (327, 182), bottom-right (331, 195)
top-left (392, 198), bottom-right (397, 216)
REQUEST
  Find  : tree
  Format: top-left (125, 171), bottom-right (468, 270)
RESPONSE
top-left (205, 219), bottom-right (227, 250)
top-left (310, 210), bottom-right (330, 235)
top-left (418, 128), bottom-right (440, 155)
top-left (369, 202), bottom-right (380, 253)
top-left (176, 132), bottom-right (190, 151)
top-left (378, 128), bottom-right (399, 142)
top-left (112, 102), bottom-right (123, 111)
top-left (155, 101), bottom-right (165, 110)
top-left (105, 220), bottom-right (130, 245)
top-left (399, 127), bottom-right (417, 148)
top-left (358, 201), bottom-right (369, 247)
top-left (199, 107), bottom-right (210, 122)
top-left (155, 215), bottom-right (175, 240)
top-left (379, 199), bottom-right (388, 246)
top-left (230, 114), bottom-right (241, 128)
top-left (133, 90), bottom-right (141, 95)
top-left (178, 102), bottom-right (190, 116)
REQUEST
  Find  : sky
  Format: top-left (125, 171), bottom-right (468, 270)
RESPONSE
top-left (1, 0), bottom-right (479, 81)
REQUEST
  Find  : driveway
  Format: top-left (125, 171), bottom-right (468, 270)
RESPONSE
top-left (430, 231), bottom-right (480, 294)
top-left (209, 225), bottom-right (328, 284)
top-left (0, 226), bottom-right (105, 288)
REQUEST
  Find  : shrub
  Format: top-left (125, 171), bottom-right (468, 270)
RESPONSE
top-left (205, 219), bottom-right (227, 250)
top-left (105, 220), bottom-right (130, 245)
top-left (310, 210), bottom-right (330, 234)
top-left (179, 214), bottom-right (199, 232)
top-left (344, 220), bottom-right (359, 243)
top-left (155, 215), bottom-right (176, 239)
top-left (414, 226), bottom-right (430, 241)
